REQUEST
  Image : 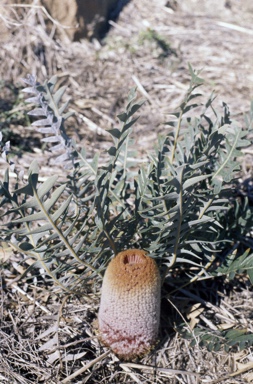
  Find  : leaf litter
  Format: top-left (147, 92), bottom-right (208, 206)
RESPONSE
top-left (1, 0), bottom-right (253, 382)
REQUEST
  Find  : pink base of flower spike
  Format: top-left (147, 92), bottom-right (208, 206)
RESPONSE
top-left (98, 249), bottom-right (161, 360)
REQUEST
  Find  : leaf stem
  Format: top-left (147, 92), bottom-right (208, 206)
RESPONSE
top-left (170, 109), bottom-right (183, 164)
top-left (32, 182), bottom-right (103, 279)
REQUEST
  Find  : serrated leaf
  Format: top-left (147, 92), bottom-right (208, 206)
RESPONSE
top-left (12, 211), bottom-right (46, 223)
top-left (63, 111), bottom-right (74, 120)
top-left (47, 75), bottom-right (58, 92)
top-left (25, 223), bottom-right (52, 235)
top-left (32, 118), bottom-right (52, 127)
top-left (14, 175), bottom-right (38, 196)
top-left (117, 112), bottom-right (128, 122)
top-left (50, 143), bottom-right (64, 151)
top-left (26, 96), bottom-right (40, 104)
top-left (22, 87), bottom-right (36, 94)
top-left (28, 108), bottom-right (45, 116)
top-left (183, 174), bottom-right (212, 190)
top-left (128, 101), bottom-right (145, 118)
top-left (55, 153), bottom-right (70, 163)
top-left (51, 195), bottom-right (72, 221)
top-left (108, 128), bottom-right (121, 139)
top-left (59, 100), bottom-right (69, 115)
top-left (122, 116), bottom-right (139, 133)
top-left (108, 146), bottom-right (117, 156)
top-left (53, 85), bottom-right (67, 106)
top-left (37, 127), bottom-right (55, 134)
top-left (248, 269), bottom-right (253, 285)
top-left (183, 103), bottom-right (200, 114)
top-left (41, 136), bottom-right (61, 143)
top-left (19, 242), bottom-right (34, 251)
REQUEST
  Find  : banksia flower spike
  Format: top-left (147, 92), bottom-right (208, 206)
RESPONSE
top-left (98, 249), bottom-right (161, 360)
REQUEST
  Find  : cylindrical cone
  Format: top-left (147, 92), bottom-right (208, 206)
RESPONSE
top-left (98, 249), bottom-right (161, 360)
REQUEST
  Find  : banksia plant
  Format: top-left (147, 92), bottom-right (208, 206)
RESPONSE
top-left (98, 249), bottom-right (161, 360)
top-left (1, 66), bottom-right (253, 359)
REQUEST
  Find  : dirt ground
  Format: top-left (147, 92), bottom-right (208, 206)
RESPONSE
top-left (1, 0), bottom-right (253, 383)
top-left (1, 0), bottom-right (253, 153)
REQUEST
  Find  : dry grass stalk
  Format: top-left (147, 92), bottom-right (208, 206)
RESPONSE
top-left (1, 0), bottom-right (253, 383)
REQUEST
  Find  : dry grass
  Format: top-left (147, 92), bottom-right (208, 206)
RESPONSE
top-left (1, 248), bottom-right (253, 383)
top-left (1, 0), bottom-right (253, 383)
